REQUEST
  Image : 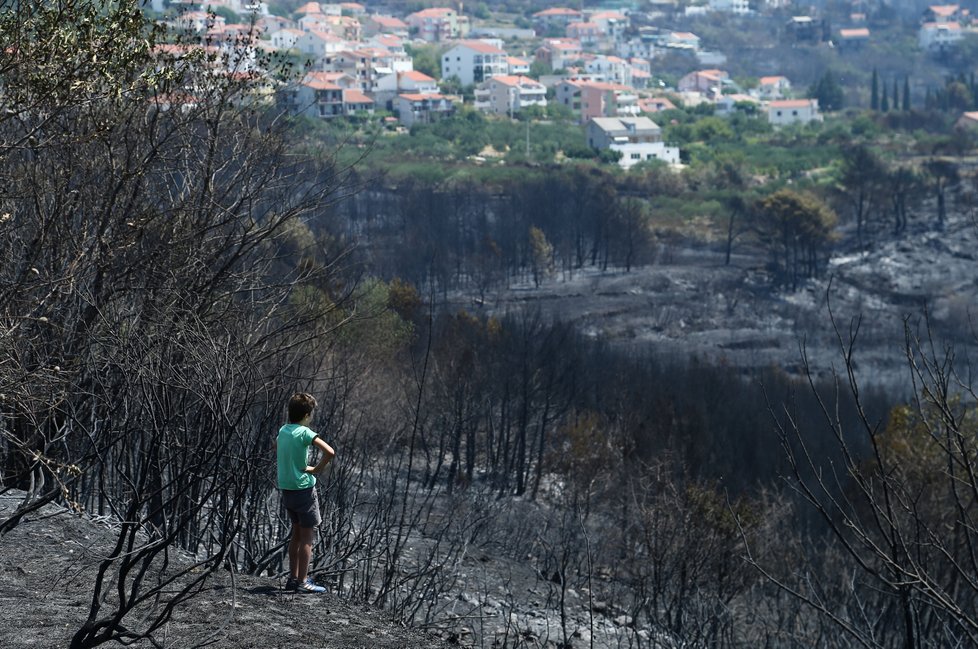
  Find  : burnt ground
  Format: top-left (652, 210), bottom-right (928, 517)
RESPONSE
top-left (0, 491), bottom-right (452, 649)
top-left (453, 207), bottom-right (978, 394)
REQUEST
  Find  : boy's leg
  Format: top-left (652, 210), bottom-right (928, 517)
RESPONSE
top-left (295, 525), bottom-right (316, 583)
top-left (288, 523), bottom-right (302, 581)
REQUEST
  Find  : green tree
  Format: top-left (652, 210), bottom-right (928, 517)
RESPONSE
top-left (529, 59), bottom-right (552, 79)
top-left (881, 81), bottom-right (889, 112)
top-left (810, 70), bottom-right (844, 111)
top-left (902, 76), bottom-right (911, 111)
top-left (753, 189), bottom-right (837, 288)
top-left (406, 43), bottom-right (441, 79)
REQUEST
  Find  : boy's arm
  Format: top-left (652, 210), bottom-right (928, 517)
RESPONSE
top-left (305, 436), bottom-right (336, 474)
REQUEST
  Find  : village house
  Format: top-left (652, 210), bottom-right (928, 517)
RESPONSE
top-left (474, 75), bottom-right (547, 115)
top-left (618, 35), bottom-right (656, 60)
top-left (709, 0), bottom-right (749, 14)
top-left (396, 93), bottom-right (456, 127)
top-left (257, 15), bottom-right (293, 35)
top-left (715, 94), bottom-right (760, 116)
top-left (406, 7), bottom-right (470, 42)
top-left (363, 15), bottom-right (409, 37)
top-left (663, 31), bottom-right (701, 52)
top-left (919, 21), bottom-right (963, 50)
top-left (295, 30), bottom-right (348, 62)
top-left (296, 2), bottom-right (328, 15)
top-left (298, 13), bottom-right (332, 32)
top-left (955, 111), bottom-right (978, 129)
top-left (678, 69), bottom-right (730, 95)
top-left (327, 15), bottom-right (363, 41)
top-left (757, 75), bottom-right (791, 99)
top-left (171, 11), bottom-right (224, 34)
top-left (507, 56), bottom-right (531, 75)
top-left (767, 98), bottom-right (822, 126)
top-left (366, 33), bottom-right (408, 55)
top-left (638, 96), bottom-right (676, 113)
top-left (786, 16), bottom-right (821, 43)
top-left (340, 2), bottom-right (366, 15)
top-left (557, 80), bottom-right (639, 122)
top-left (534, 39), bottom-right (583, 72)
top-left (532, 7), bottom-right (582, 34)
top-left (586, 116), bottom-right (680, 168)
top-left (373, 70), bottom-right (439, 109)
top-left (631, 67), bottom-right (652, 88)
top-left (837, 27), bottom-right (870, 50)
top-left (270, 27), bottom-right (305, 50)
top-left (923, 4), bottom-right (965, 23)
top-left (341, 88), bottom-right (374, 115)
top-left (283, 71), bottom-right (355, 119)
top-left (567, 21), bottom-right (606, 49)
top-left (441, 41), bottom-right (508, 86)
top-left (326, 47), bottom-right (407, 92)
top-left (585, 56), bottom-right (633, 87)
top-left (585, 11), bottom-right (628, 42)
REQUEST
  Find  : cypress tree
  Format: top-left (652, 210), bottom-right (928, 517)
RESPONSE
top-left (871, 68), bottom-right (879, 110)
top-left (892, 79), bottom-right (899, 111)
top-left (881, 81), bottom-right (889, 111)
top-left (903, 76), bottom-right (911, 111)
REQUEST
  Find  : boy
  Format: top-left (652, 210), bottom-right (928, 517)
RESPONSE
top-left (276, 392), bottom-right (335, 594)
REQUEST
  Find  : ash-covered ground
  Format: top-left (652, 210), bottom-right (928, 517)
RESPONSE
top-left (456, 209), bottom-right (978, 395)
top-left (0, 492), bottom-right (452, 649)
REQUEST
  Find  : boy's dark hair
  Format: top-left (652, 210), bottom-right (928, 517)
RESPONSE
top-left (288, 392), bottom-right (318, 423)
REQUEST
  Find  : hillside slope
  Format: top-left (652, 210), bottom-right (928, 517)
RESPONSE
top-left (0, 492), bottom-right (451, 649)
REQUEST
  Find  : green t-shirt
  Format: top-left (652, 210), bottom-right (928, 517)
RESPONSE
top-left (277, 424), bottom-right (318, 490)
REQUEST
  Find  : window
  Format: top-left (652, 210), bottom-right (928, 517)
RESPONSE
top-left (792, 110), bottom-right (798, 116)
top-left (630, 153), bottom-right (641, 159)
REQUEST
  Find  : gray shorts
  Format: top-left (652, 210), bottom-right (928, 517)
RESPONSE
top-left (281, 487), bottom-right (321, 528)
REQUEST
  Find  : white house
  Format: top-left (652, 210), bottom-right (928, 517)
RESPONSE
top-left (532, 7), bottom-right (582, 32)
top-left (766, 98), bottom-right (822, 126)
top-left (406, 7), bottom-right (470, 42)
top-left (664, 31), bottom-right (701, 51)
top-left (586, 116), bottom-right (680, 168)
top-left (585, 55), bottom-right (632, 87)
top-left (441, 41), bottom-right (508, 86)
top-left (507, 56), bottom-right (531, 75)
top-left (474, 75), bottom-right (547, 115)
top-left (270, 27), bottom-right (305, 50)
top-left (285, 71), bottom-right (346, 119)
top-left (709, 0), bottom-right (749, 14)
top-left (364, 14), bottom-right (409, 36)
top-left (757, 75), bottom-right (791, 99)
top-left (567, 21), bottom-right (606, 48)
top-left (535, 39), bottom-right (583, 71)
top-left (678, 69), bottom-right (729, 95)
top-left (373, 70), bottom-right (439, 108)
top-left (396, 93), bottom-right (455, 127)
top-left (295, 29), bottom-right (347, 60)
top-left (919, 21), bottom-right (963, 50)
top-left (586, 11), bottom-right (628, 42)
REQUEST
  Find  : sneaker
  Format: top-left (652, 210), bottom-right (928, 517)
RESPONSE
top-left (295, 577), bottom-right (325, 594)
top-left (284, 577), bottom-right (299, 591)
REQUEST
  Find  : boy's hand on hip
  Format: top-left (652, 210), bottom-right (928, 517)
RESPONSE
top-left (304, 465), bottom-right (318, 474)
